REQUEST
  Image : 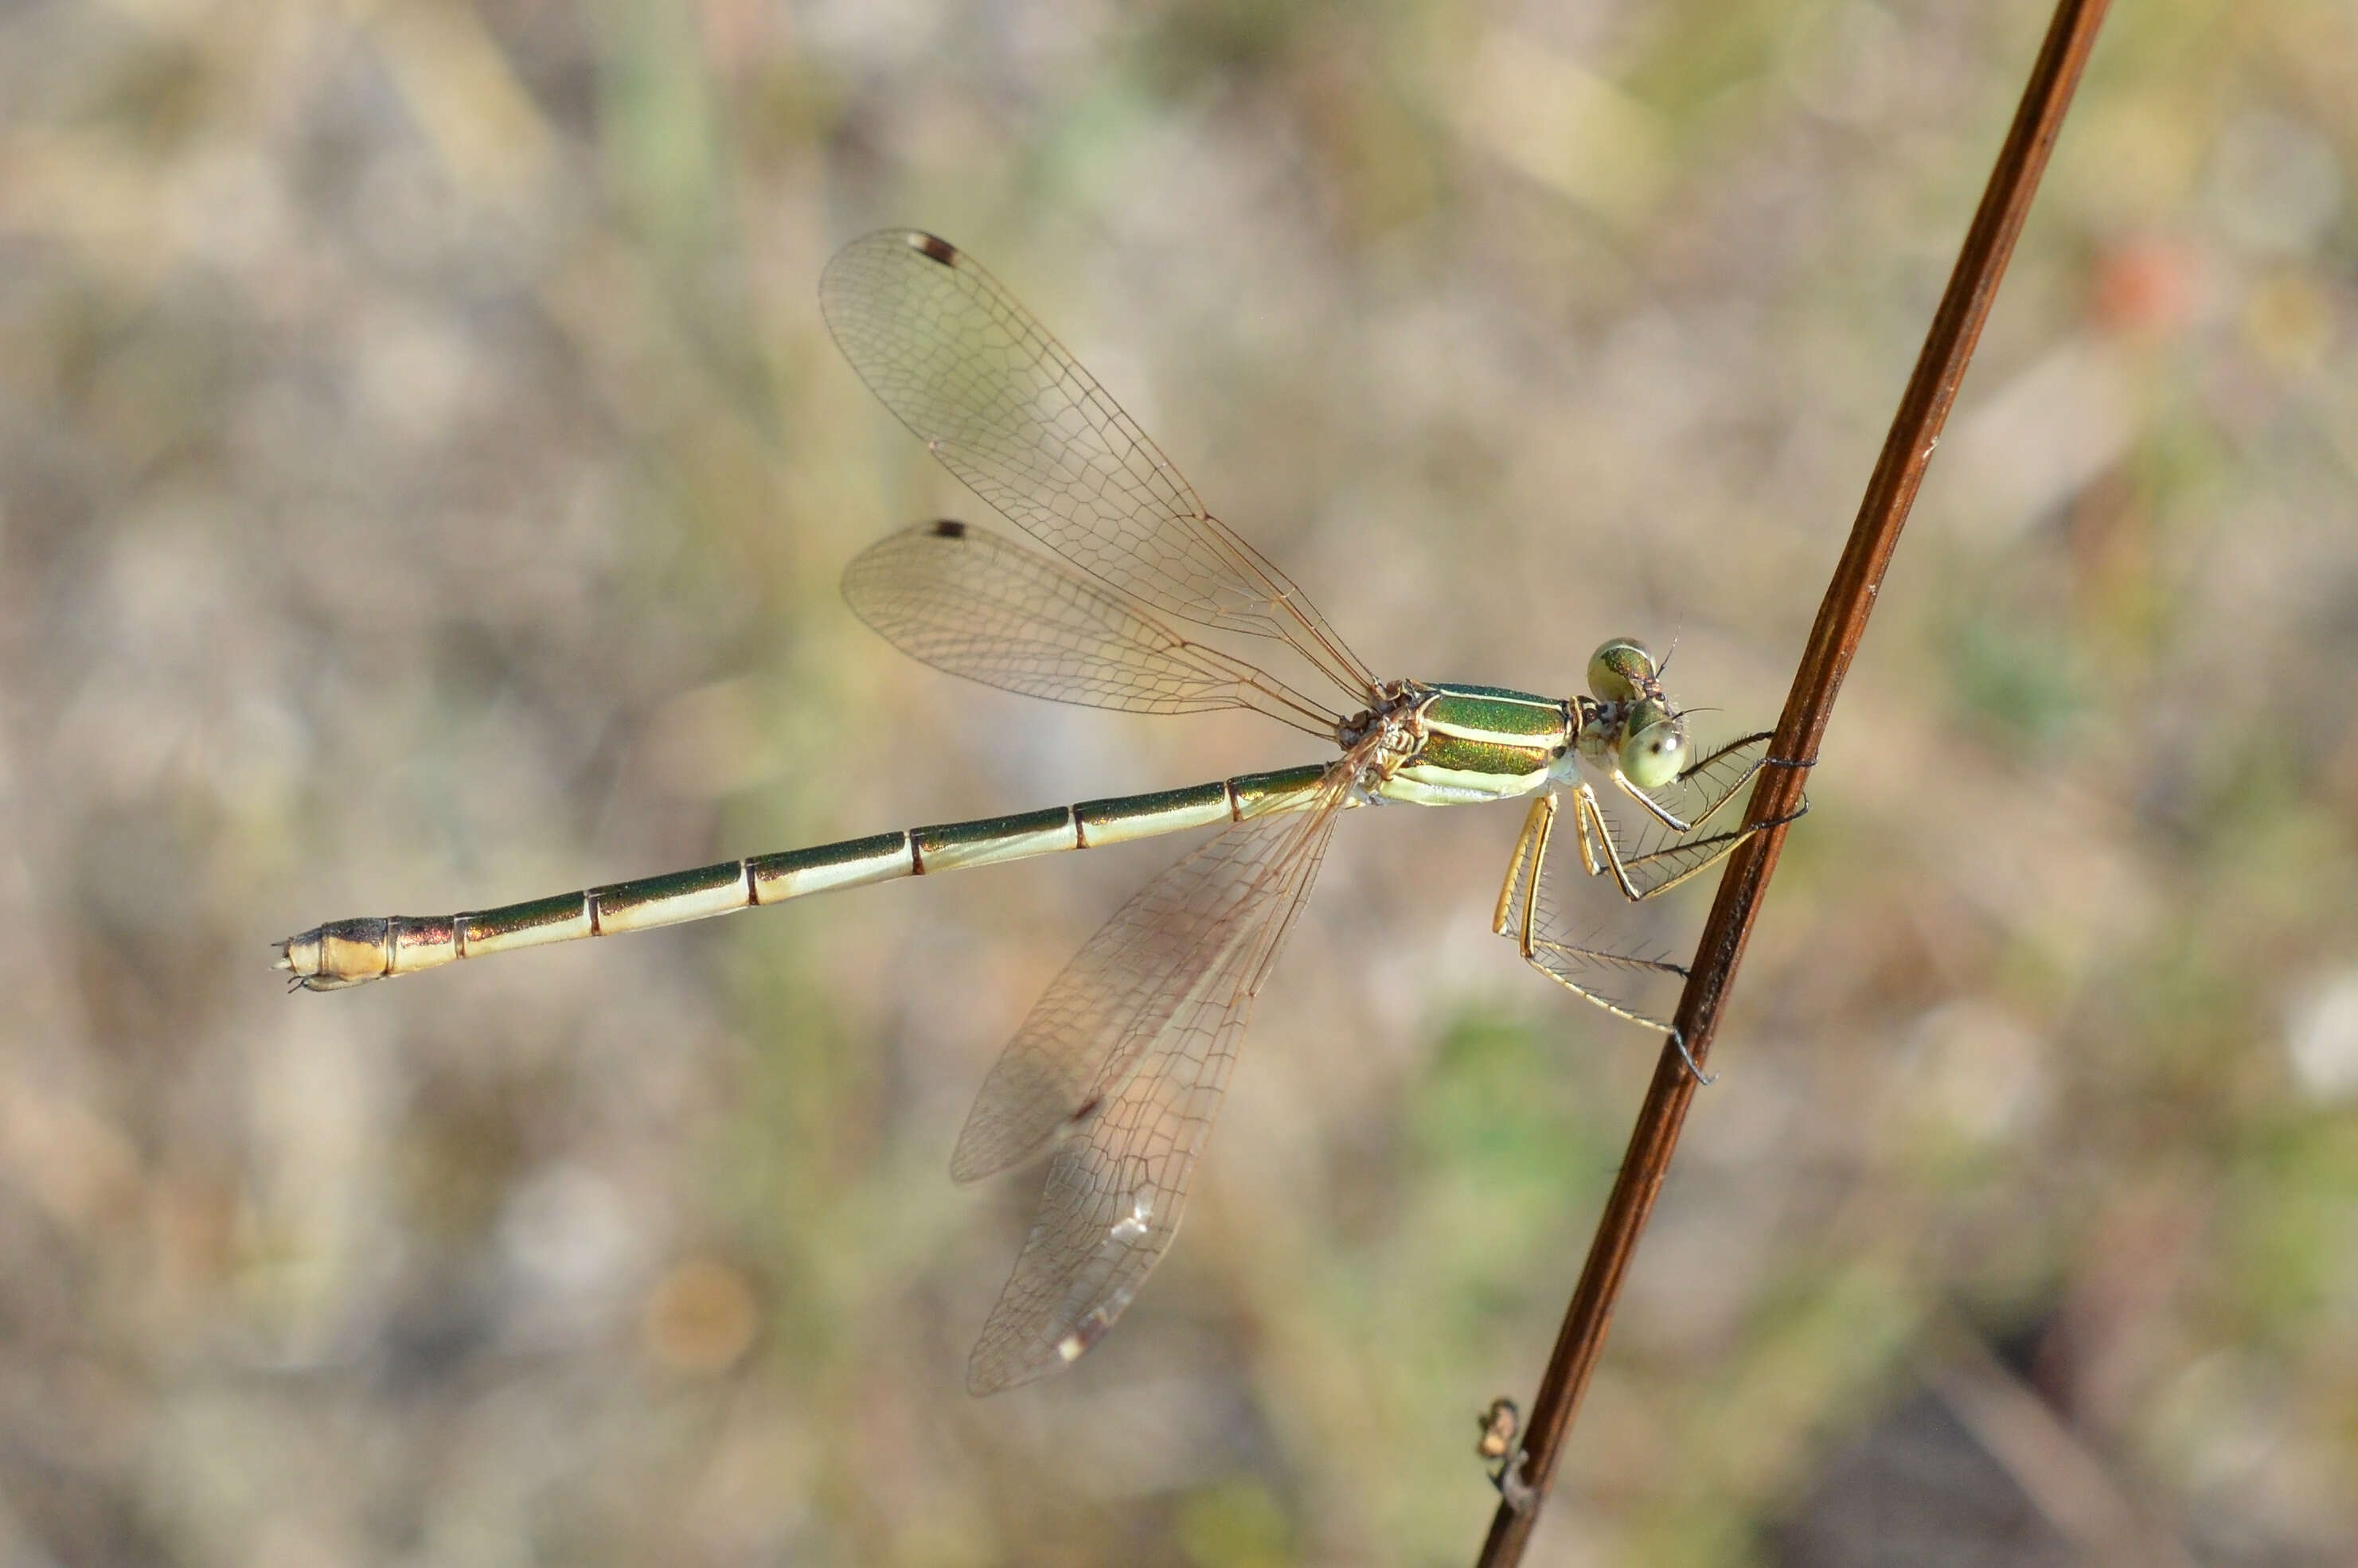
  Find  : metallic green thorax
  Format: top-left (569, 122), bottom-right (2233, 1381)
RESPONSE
top-left (1372, 683), bottom-right (1579, 809)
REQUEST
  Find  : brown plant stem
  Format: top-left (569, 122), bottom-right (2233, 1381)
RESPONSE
top-left (1474, 0), bottom-right (2114, 1561)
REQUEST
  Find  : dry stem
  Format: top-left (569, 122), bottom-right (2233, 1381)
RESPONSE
top-left (1475, 1), bottom-right (2115, 1560)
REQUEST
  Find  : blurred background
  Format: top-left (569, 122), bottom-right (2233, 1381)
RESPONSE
top-left (3, 0), bottom-right (2355, 1562)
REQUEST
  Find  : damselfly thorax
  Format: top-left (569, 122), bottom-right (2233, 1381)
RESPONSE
top-left (278, 229), bottom-right (1792, 1394)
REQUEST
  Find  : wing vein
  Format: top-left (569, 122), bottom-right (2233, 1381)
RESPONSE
top-left (957, 766), bottom-right (1353, 1393)
top-left (822, 229), bottom-right (1380, 708)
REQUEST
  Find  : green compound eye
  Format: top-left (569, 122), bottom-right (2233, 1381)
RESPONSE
top-left (1619, 698), bottom-right (1688, 790)
top-left (1587, 638), bottom-right (1657, 704)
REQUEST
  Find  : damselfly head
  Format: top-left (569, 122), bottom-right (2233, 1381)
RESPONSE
top-left (1618, 696), bottom-right (1689, 790)
top-left (1587, 638), bottom-right (1662, 705)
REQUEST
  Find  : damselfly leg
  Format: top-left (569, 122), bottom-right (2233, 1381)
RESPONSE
top-left (1493, 792), bottom-right (1689, 1037)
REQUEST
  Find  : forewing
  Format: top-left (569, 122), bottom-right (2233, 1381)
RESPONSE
top-left (819, 230), bottom-right (1376, 701)
top-left (959, 791), bottom-right (1342, 1394)
top-left (841, 521), bottom-right (1341, 737)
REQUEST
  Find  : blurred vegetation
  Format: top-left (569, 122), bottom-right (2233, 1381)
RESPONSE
top-left (2, 0), bottom-right (2355, 1562)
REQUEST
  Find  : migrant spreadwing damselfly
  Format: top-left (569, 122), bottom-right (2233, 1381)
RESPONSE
top-left (279, 230), bottom-right (1793, 1394)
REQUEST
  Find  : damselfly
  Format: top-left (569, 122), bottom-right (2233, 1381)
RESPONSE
top-left (280, 231), bottom-right (1785, 1394)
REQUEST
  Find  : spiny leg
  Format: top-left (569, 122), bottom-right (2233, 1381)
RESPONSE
top-left (1493, 793), bottom-right (1708, 1081)
top-left (1612, 728), bottom-right (1774, 835)
top-left (1490, 794), bottom-right (1554, 945)
top-left (1497, 738), bottom-right (1809, 1081)
top-left (1489, 802), bottom-right (1565, 947)
top-left (1571, 778), bottom-right (1804, 904)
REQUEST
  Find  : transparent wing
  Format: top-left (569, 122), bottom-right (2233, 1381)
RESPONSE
top-left (841, 520), bottom-right (1345, 739)
top-left (950, 770), bottom-right (1343, 1184)
top-left (1606, 731), bottom-right (1775, 899)
top-left (820, 229), bottom-right (1378, 706)
top-left (956, 776), bottom-right (1346, 1394)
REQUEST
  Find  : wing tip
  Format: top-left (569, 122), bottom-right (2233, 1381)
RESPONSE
top-left (947, 1120), bottom-right (1059, 1185)
top-left (964, 1314), bottom-right (1111, 1396)
top-left (908, 231), bottom-right (960, 267)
